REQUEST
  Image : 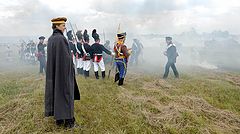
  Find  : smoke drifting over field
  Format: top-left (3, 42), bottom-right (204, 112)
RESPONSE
top-left (0, 0), bottom-right (240, 72)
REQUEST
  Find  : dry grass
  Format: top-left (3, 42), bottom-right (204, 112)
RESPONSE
top-left (0, 64), bottom-right (240, 134)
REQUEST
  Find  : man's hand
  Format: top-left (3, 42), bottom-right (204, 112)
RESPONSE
top-left (111, 52), bottom-right (115, 57)
top-left (128, 49), bottom-right (132, 55)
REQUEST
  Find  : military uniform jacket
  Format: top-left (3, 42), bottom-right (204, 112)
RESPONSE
top-left (166, 44), bottom-right (178, 63)
top-left (91, 43), bottom-right (111, 58)
top-left (76, 42), bottom-right (83, 58)
top-left (37, 43), bottom-right (46, 56)
top-left (69, 41), bottom-right (77, 56)
top-left (80, 43), bottom-right (92, 56)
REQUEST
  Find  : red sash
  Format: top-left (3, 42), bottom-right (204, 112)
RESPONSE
top-left (93, 54), bottom-right (102, 62)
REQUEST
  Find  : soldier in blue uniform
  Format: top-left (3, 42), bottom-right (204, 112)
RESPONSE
top-left (114, 32), bottom-right (131, 86)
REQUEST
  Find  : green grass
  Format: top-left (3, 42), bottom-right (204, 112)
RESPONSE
top-left (0, 66), bottom-right (240, 134)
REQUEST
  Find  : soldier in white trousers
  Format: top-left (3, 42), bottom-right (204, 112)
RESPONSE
top-left (76, 30), bottom-right (84, 75)
top-left (81, 30), bottom-right (92, 77)
top-left (91, 29), bottom-right (113, 79)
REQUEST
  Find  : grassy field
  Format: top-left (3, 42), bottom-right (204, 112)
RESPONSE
top-left (0, 63), bottom-right (240, 134)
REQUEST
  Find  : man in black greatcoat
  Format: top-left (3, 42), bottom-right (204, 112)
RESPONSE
top-left (45, 17), bottom-right (80, 128)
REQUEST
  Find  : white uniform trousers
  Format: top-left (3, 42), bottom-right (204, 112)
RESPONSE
top-left (83, 60), bottom-right (91, 71)
top-left (93, 58), bottom-right (105, 72)
top-left (76, 58), bottom-right (84, 69)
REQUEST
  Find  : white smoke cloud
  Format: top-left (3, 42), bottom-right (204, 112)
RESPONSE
top-left (0, 0), bottom-right (240, 36)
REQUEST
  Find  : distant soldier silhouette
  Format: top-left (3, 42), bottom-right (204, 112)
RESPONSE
top-left (163, 37), bottom-right (179, 79)
top-left (37, 36), bottom-right (47, 74)
top-left (130, 39), bottom-right (143, 65)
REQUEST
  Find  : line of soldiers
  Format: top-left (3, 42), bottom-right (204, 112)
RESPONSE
top-left (66, 27), bottom-right (133, 86)
top-left (44, 16), bottom-right (180, 129)
top-left (35, 34), bottom-right (179, 79)
top-left (19, 40), bottom-right (38, 64)
top-left (45, 17), bottom-right (132, 128)
top-left (18, 38), bottom-right (48, 73)
top-left (66, 29), bottom-right (114, 79)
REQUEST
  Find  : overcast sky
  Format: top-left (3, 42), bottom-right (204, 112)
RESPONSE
top-left (0, 0), bottom-right (240, 37)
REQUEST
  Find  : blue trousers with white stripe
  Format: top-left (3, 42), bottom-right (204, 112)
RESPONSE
top-left (115, 58), bottom-right (127, 79)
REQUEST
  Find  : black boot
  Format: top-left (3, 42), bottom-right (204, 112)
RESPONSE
top-left (85, 71), bottom-right (90, 77)
top-left (102, 71), bottom-right (105, 79)
top-left (84, 70), bottom-right (89, 78)
top-left (94, 71), bottom-right (99, 79)
top-left (64, 118), bottom-right (75, 128)
top-left (56, 119), bottom-right (64, 126)
top-left (114, 72), bottom-right (120, 82)
top-left (77, 68), bottom-right (81, 75)
top-left (79, 68), bottom-right (84, 75)
top-left (118, 78), bottom-right (124, 86)
top-left (84, 70), bottom-right (86, 77)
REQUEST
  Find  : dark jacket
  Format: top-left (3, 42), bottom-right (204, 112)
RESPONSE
top-left (76, 42), bottom-right (83, 58)
top-left (37, 43), bottom-right (46, 56)
top-left (91, 43), bottom-right (111, 58)
top-left (69, 41), bottom-right (77, 56)
top-left (45, 29), bottom-right (80, 120)
top-left (166, 44), bottom-right (178, 63)
top-left (80, 43), bottom-right (92, 55)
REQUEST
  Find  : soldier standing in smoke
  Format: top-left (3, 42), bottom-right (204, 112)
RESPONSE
top-left (91, 29), bottom-right (114, 79)
top-left (30, 40), bottom-right (36, 55)
top-left (163, 37), bottom-right (179, 79)
top-left (29, 40), bottom-right (37, 64)
top-left (130, 39), bottom-right (144, 65)
top-left (81, 30), bottom-right (92, 77)
top-left (6, 45), bottom-right (12, 61)
top-left (24, 41), bottom-right (31, 62)
top-left (136, 39), bottom-right (144, 63)
top-left (114, 32), bottom-right (131, 86)
top-left (19, 41), bottom-right (25, 60)
top-left (37, 36), bottom-right (47, 74)
top-left (45, 17), bottom-right (80, 128)
top-left (130, 39), bottom-right (138, 65)
top-left (76, 30), bottom-right (84, 75)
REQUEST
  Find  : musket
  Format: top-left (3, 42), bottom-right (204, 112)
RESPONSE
top-left (75, 24), bottom-right (78, 31)
top-left (69, 22), bottom-right (79, 43)
top-left (108, 54), bottom-right (114, 79)
top-left (69, 22), bottom-right (81, 54)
